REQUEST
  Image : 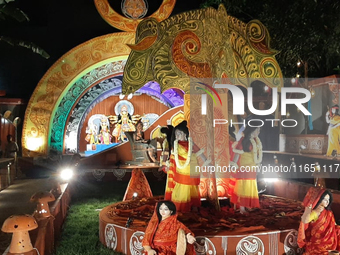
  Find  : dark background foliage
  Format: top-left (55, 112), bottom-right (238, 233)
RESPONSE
top-left (1, 0), bottom-right (339, 99)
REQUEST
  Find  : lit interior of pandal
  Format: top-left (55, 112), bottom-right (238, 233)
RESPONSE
top-left (1, 0), bottom-right (340, 254)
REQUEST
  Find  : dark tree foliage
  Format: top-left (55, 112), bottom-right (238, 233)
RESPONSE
top-left (201, 0), bottom-right (340, 78)
top-left (0, 0), bottom-right (49, 59)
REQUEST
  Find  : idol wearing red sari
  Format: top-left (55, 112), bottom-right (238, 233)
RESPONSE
top-left (142, 200), bottom-right (195, 255)
top-left (298, 187), bottom-right (340, 254)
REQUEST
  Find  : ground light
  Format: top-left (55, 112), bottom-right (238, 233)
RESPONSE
top-left (59, 168), bottom-right (74, 182)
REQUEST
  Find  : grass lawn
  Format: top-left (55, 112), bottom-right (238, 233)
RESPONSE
top-left (54, 175), bottom-right (165, 255)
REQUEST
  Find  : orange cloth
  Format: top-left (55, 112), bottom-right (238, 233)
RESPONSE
top-left (142, 212), bottom-right (195, 255)
top-left (298, 187), bottom-right (340, 254)
top-left (164, 165), bottom-right (175, 200)
top-left (123, 168), bottom-right (153, 201)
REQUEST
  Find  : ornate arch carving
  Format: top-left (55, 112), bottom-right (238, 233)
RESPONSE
top-left (22, 32), bottom-right (135, 156)
top-left (122, 4), bottom-right (283, 94)
top-left (94, 0), bottom-right (176, 32)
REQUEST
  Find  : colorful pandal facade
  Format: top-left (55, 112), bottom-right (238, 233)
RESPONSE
top-left (21, 0), bottom-right (176, 157)
top-left (22, 2), bottom-right (283, 198)
top-left (122, 4), bottom-right (283, 200)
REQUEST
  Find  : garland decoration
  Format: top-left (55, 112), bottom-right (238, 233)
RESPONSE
top-left (250, 137), bottom-right (263, 164)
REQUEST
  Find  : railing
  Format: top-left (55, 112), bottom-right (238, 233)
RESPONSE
top-left (0, 159), bottom-right (15, 191)
top-left (2, 184), bottom-right (71, 255)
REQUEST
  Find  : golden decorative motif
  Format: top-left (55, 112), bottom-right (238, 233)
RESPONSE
top-left (94, 0), bottom-right (176, 32)
top-left (22, 32), bottom-right (135, 156)
top-left (122, 4), bottom-right (283, 94)
top-left (183, 94), bottom-right (190, 128)
top-left (170, 111), bottom-right (184, 127)
top-left (122, 0), bottom-right (148, 20)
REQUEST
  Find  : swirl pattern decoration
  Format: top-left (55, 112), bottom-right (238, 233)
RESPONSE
top-left (122, 4), bottom-right (283, 95)
top-left (94, 0), bottom-right (176, 32)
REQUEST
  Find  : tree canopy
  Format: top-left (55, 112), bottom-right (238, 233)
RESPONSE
top-left (201, 0), bottom-right (340, 78)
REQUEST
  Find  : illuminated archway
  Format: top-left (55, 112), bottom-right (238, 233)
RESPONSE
top-left (22, 32), bottom-right (135, 156)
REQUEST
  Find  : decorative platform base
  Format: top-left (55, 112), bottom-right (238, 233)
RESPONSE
top-left (84, 143), bottom-right (119, 156)
top-left (99, 196), bottom-right (304, 255)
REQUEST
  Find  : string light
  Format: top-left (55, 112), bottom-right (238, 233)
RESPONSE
top-left (310, 88), bottom-right (315, 98)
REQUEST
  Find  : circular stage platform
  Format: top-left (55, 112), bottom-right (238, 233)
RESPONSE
top-left (99, 195), bottom-right (304, 255)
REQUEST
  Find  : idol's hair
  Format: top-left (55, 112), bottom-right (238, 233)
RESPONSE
top-left (314, 190), bottom-right (333, 210)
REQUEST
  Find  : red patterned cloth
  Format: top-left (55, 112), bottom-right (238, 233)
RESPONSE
top-left (123, 168), bottom-right (153, 201)
top-left (298, 187), bottom-right (340, 254)
top-left (142, 211), bottom-right (195, 255)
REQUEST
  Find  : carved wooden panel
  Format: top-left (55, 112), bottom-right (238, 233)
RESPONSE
top-left (283, 134), bottom-right (328, 154)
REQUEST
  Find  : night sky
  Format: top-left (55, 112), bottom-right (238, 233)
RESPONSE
top-left (0, 0), bottom-right (204, 99)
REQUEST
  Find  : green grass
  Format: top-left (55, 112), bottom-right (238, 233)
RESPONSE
top-left (54, 177), bottom-right (165, 255)
top-left (55, 181), bottom-right (126, 255)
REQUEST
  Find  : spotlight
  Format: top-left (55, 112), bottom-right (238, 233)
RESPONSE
top-left (263, 178), bottom-right (278, 183)
top-left (119, 94), bottom-right (125, 99)
top-left (264, 85), bottom-right (269, 92)
top-left (315, 162), bottom-right (320, 171)
top-left (310, 88), bottom-right (315, 98)
top-left (60, 168), bottom-right (74, 181)
top-left (132, 192), bottom-right (138, 199)
top-left (127, 93), bottom-right (133, 100)
top-left (297, 61), bottom-right (302, 67)
top-left (273, 155), bottom-right (278, 164)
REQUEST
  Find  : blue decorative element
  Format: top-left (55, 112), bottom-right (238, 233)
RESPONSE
top-left (84, 143), bottom-right (120, 156)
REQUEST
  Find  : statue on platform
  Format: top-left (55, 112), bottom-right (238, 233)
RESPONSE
top-left (159, 124), bottom-right (173, 169)
top-left (166, 120), bottom-right (200, 213)
top-left (133, 119), bottom-right (146, 142)
top-left (142, 200), bottom-right (196, 255)
top-left (98, 117), bottom-right (112, 145)
top-left (85, 124), bottom-right (98, 145)
top-left (124, 120), bottom-right (158, 166)
top-left (109, 100), bottom-right (141, 142)
top-left (229, 126), bottom-right (262, 214)
top-left (298, 187), bottom-right (340, 254)
top-left (326, 105), bottom-right (340, 157)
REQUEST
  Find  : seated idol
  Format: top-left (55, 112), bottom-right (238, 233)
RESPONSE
top-left (298, 188), bottom-right (340, 254)
top-left (142, 200), bottom-right (196, 255)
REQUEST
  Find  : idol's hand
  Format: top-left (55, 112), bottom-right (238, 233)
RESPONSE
top-left (147, 249), bottom-right (157, 255)
top-left (186, 233), bottom-right (196, 244)
top-left (301, 204), bottom-right (312, 224)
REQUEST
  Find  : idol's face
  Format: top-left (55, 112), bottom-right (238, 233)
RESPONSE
top-left (159, 203), bottom-right (172, 220)
top-left (175, 129), bottom-right (186, 141)
top-left (321, 194), bottom-right (330, 208)
top-left (121, 106), bottom-right (128, 115)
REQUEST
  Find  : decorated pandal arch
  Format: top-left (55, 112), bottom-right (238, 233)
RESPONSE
top-left (21, 0), bottom-right (178, 158)
top-left (20, 0), bottom-right (306, 253)
top-left (96, 4), bottom-right (309, 255)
